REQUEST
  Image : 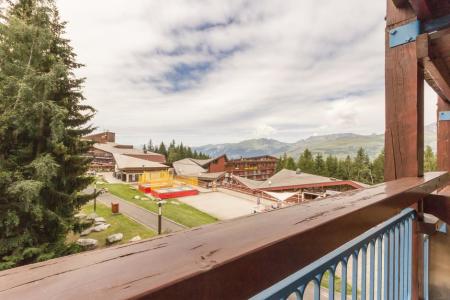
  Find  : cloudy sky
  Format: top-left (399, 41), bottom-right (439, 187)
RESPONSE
top-left (56, 0), bottom-right (437, 146)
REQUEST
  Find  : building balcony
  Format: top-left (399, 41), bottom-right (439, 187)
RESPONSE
top-left (1, 172), bottom-right (449, 299)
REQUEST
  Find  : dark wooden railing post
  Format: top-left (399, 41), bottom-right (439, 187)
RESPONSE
top-left (437, 96), bottom-right (450, 171)
top-left (385, 0), bottom-right (424, 181)
top-left (385, 1), bottom-right (424, 298)
top-left (428, 96), bottom-right (450, 299)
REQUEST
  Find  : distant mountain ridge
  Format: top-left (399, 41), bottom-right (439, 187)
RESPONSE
top-left (193, 123), bottom-right (437, 159)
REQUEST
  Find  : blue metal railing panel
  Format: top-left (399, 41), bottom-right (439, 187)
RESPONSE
top-left (250, 209), bottom-right (417, 300)
top-left (341, 260), bottom-right (347, 300)
top-left (368, 242), bottom-right (375, 300)
top-left (352, 253), bottom-right (358, 300)
top-left (383, 232), bottom-right (389, 300)
top-left (361, 246), bottom-right (367, 300)
top-left (423, 235), bottom-right (430, 300)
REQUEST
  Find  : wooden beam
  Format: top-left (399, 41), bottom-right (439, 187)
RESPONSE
top-left (418, 213), bottom-right (446, 235)
top-left (407, 0), bottom-right (450, 20)
top-left (385, 3), bottom-right (425, 298)
top-left (424, 194), bottom-right (450, 225)
top-left (385, 1), bottom-right (424, 181)
top-left (437, 96), bottom-right (450, 171)
top-left (392, 0), bottom-right (409, 8)
top-left (0, 172), bottom-right (448, 300)
top-left (417, 34), bottom-right (450, 102)
top-left (409, 0), bottom-right (433, 20)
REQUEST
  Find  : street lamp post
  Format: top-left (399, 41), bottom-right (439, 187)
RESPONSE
top-left (94, 181), bottom-right (97, 213)
top-left (157, 200), bottom-right (167, 235)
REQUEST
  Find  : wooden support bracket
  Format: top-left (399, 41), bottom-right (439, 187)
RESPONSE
top-left (418, 213), bottom-right (447, 235)
top-left (393, 0), bottom-right (409, 8)
top-left (423, 194), bottom-right (450, 225)
top-left (417, 33), bottom-right (450, 102)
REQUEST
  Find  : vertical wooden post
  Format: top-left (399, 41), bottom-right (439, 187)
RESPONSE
top-left (437, 96), bottom-right (450, 172)
top-left (385, 2), bottom-right (424, 299)
top-left (385, 1), bottom-right (424, 182)
top-left (431, 97), bottom-right (450, 300)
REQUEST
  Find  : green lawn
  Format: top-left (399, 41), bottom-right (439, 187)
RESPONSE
top-left (71, 202), bottom-right (156, 248)
top-left (321, 270), bottom-right (354, 296)
top-left (98, 183), bottom-right (217, 228)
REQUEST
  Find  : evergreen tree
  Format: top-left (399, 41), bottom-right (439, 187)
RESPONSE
top-left (142, 144), bottom-right (147, 154)
top-left (353, 147), bottom-right (373, 184)
top-left (0, 0), bottom-right (95, 269)
top-left (186, 146), bottom-right (193, 158)
top-left (297, 149), bottom-right (315, 173)
top-left (276, 154), bottom-right (287, 172)
top-left (285, 156), bottom-right (296, 170)
top-left (424, 145), bottom-right (437, 172)
top-left (314, 153), bottom-right (326, 175)
top-left (372, 150), bottom-right (384, 184)
top-left (149, 139), bottom-right (209, 163)
top-left (147, 139), bottom-right (154, 152)
top-left (325, 155), bottom-right (338, 178)
top-left (338, 155), bottom-right (353, 180)
top-left (158, 142), bottom-right (167, 157)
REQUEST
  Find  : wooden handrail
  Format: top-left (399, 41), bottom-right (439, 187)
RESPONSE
top-left (0, 172), bottom-right (448, 300)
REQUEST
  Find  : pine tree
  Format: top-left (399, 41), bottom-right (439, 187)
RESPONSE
top-left (325, 155), bottom-right (338, 178)
top-left (297, 149), bottom-right (315, 173)
top-left (285, 157), bottom-right (296, 170)
top-left (276, 154), bottom-right (287, 172)
top-left (0, 0), bottom-right (95, 269)
top-left (338, 155), bottom-right (353, 180)
top-left (372, 150), bottom-right (384, 184)
top-left (142, 144), bottom-right (147, 154)
top-left (314, 153), bottom-right (326, 175)
top-left (353, 148), bottom-right (372, 183)
top-left (147, 139), bottom-right (154, 152)
top-left (158, 142), bottom-right (167, 157)
top-left (424, 145), bottom-right (437, 172)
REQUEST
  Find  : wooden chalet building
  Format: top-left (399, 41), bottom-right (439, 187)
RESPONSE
top-left (172, 156), bottom-right (227, 187)
top-left (225, 155), bottom-right (277, 181)
top-left (84, 131), bottom-right (168, 181)
top-left (224, 169), bottom-right (367, 202)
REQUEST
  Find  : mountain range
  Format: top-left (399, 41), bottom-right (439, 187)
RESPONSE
top-left (193, 123), bottom-right (437, 159)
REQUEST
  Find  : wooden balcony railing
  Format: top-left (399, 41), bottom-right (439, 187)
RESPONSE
top-left (0, 172), bottom-right (449, 300)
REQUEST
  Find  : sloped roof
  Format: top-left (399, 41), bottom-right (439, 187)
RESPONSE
top-left (262, 191), bottom-right (299, 202)
top-left (113, 154), bottom-right (168, 170)
top-left (190, 158), bottom-right (216, 167)
top-left (94, 142), bottom-right (164, 158)
top-left (173, 158), bottom-right (207, 176)
top-left (231, 175), bottom-right (263, 190)
top-left (197, 172), bottom-right (226, 181)
top-left (258, 169), bottom-right (335, 189)
top-left (191, 154), bottom-right (227, 167)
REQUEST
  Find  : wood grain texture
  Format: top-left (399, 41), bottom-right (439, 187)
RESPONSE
top-left (428, 185), bottom-right (450, 300)
top-left (437, 96), bottom-right (450, 171)
top-left (424, 194), bottom-right (450, 224)
top-left (0, 172), bottom-right (448, 300)
top-left (387, 0), bottom-right (416, 27)
top-left (384, 39), bottom-right (424, 180)
top-left (385, 0), bottom-right (424, 181)
top-left (417, 33), bottom-right (450, 102)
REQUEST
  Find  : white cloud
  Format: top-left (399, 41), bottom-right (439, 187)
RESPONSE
top-left (255, 124), bottom-right (277, 138)
top-left (55, 0), bottom-right (437, 146)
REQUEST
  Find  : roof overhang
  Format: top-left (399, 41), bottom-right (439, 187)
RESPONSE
top-left (259, 180), bottom-right (365, 191)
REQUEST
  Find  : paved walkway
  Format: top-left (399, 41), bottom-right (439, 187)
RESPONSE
top-left (96, 172), bottom-right (123, 184)
top-left (93, 190), bottom-right (186, 233)
top-left (178, 191), bottom-right (259, 220)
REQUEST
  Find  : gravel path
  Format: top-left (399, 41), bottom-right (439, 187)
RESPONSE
top-left (94, 191), bottom-right (186, 233)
